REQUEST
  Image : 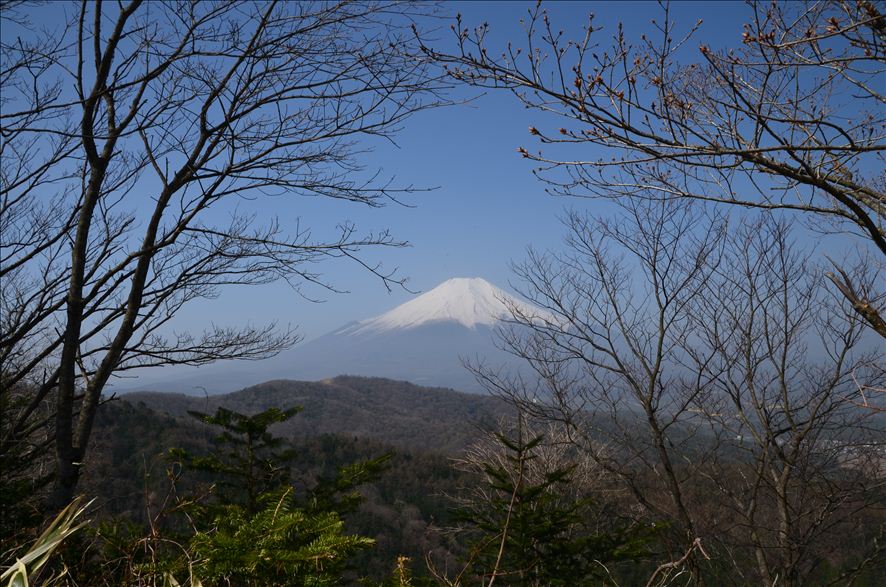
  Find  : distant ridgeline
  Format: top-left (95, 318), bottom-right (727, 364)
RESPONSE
top-left (121, 375), bottom-right (511, 453)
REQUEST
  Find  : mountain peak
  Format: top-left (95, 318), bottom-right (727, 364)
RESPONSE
top-left (345, 276), bottom-right (532, 334)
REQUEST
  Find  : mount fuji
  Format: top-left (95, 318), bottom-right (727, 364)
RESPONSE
top-left (337, 277), bottom-right (539, 334)
top-left (260, 277), bottom-right (543, 392)
top-left (120, 277), bottom-right (544, 395)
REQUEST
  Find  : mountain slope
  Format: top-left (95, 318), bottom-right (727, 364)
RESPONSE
top-left (343, 276), bottom-right (541, 333)
top-left (261, 277), bottom-right (541, 392)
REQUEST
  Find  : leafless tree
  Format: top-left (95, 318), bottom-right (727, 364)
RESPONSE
top-left (687, 218), bottom-right (885, 585)
top-left (473, 202), bottom-right (727, 580)
top-left (472, 201), bottom-right (884, 585)
top-left (423, 0), bottom-right (886, 338)
top-left (0, 0), bottom-right (442, 509)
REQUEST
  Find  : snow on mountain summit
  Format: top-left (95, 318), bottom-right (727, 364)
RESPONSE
top-left (345, 277), bottom-right (540, 334)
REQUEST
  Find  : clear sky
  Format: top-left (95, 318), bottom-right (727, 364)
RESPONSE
top-left (172, 1), bottom-right (761, 345)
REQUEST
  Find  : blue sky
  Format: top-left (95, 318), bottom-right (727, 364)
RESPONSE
top-left (181, 1), bottom-right (762, 344)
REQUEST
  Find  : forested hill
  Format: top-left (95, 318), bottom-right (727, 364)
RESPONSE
top-left (83, 377), bottom-right (507, 580)
top-left (121, 375), bottom-right (512, 454)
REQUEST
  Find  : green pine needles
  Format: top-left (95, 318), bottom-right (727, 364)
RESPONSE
top-left (188, 487), bottom-right (373, 586)
top-left (170, 406), bottom-right (302, 512)
top-left (165, 406), bottom-right (387, 586)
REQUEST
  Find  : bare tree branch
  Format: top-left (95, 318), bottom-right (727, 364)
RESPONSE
top-left (424, 0), bottom-right (886, 337)
top-left (0, 0), bottom-right (445, 508)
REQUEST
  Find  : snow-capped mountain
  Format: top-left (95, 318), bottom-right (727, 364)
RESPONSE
top-left (120, 277), bottom-right (542, 395)
top-left (339, 277), bottom-right (540, 334)
top-left (264, 277), bottom-right (541, 392)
